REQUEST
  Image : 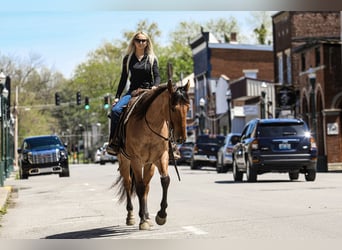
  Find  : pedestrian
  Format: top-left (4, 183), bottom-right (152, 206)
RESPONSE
top-left (107, 31), bottom-right (161, 154)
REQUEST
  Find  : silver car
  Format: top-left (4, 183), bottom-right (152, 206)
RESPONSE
top-left (216, 133), bottom-right (240, 173)
top-left (99, 142), bottom-right (117, 165)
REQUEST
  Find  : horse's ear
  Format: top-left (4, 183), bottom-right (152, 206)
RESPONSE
top-left (184, 80), bottom-right (190, 92)
top-left (167, 79), bottom-right (174, 94)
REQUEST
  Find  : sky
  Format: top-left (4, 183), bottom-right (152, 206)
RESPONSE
top-left (1, 0), bottom-right (340, 78)
top-left (1, 11), bottom-right (256, 78)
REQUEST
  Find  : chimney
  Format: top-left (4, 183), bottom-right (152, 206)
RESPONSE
top-left (230, 32), bottom-right (238, 44)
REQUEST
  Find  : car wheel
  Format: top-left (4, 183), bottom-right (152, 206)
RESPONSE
top-left (59, 165), bottom-right (70, 177)
top-left (246, 160), bottom-right (257, 182)
top-left (305, 169), bottom-right (316, 182)
top-left (190, 159), bottom-right (199, 170)
top-left (233, 160), bottom-right (243, 182)
top-left (19, 168), bottom-right (28, 179)
top-left (289, 171), bottom-right (299, 181)
top-left (222, 164), bottom-right (229, 173)
top-left (216, 156), bottom-right (223, 173)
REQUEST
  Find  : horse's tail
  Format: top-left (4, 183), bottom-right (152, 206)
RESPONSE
top-left (112, 166), bottom-right (136, 203)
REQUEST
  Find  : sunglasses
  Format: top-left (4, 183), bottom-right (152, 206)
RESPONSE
top-left (134, 38), bottom-right (147, 43)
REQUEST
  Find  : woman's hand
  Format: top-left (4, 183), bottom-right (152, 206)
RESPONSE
top-left (112, 98), bottom-right (119, 106)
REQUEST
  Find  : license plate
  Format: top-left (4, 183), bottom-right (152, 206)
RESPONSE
top-left (209, 155), bottom-right (216, 160)
top-left (279, 143), bottom-right (291, 150)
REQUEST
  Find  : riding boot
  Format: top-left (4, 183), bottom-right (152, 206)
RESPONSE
top-left (107, 127), bottom-right (120, 155)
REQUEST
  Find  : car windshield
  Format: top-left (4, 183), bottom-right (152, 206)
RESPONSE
top-left (24, 137), bottom-right (63, 150)
top-left (257, 123), bottom-right (307, 137)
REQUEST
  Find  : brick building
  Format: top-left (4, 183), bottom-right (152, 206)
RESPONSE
top-left (272, 11), bottom-right (342, 171)
top-left (190, 31), bottom-right (274, 135)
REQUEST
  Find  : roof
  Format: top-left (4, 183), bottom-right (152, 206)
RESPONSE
top-left (209, 43), bottom-right (273, 52)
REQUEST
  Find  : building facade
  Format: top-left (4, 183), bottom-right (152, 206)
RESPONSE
top-left (190, 31), bottom-right (274, 135)
top-left (272, 11), bottom-right (342, 171)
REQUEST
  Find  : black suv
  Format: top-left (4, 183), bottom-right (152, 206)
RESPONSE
top-left (18, 135), bottom-right (70, 179)
top-left (232, 118), bottom-right (317, 182)
top-left (190, 134), bottom-right (225, 170)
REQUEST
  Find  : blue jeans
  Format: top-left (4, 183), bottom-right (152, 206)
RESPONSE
top-left (110, 94), bottom-right (132, 141)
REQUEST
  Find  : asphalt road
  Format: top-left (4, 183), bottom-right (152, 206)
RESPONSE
top-left (1, 163), bottom-right (342, 240)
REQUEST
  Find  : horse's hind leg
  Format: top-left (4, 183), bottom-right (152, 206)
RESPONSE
top-left (119, 158), bottom-right (135, 226)
top-left (156, 175), bottom-right (170, 225)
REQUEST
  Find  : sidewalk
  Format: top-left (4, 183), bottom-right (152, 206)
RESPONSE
top-left (0, 186), bottom-right (11, 212)
top-left (0, 169), bottom-right (16, 212)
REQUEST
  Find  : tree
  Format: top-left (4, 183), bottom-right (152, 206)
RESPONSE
top-left (254, 23), bottom-right (267, 45)
top-left (247, 11), bottom-right (275, 45)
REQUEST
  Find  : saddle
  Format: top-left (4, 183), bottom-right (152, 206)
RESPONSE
top-left (110, 88), bottom-right (149, 154)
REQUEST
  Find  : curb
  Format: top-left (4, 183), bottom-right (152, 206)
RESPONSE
top-left (0, 186), bottom-right (12, 212)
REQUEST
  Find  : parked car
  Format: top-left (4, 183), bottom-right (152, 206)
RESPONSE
top-left (216, 133), bottom-right (241, 173)
top-left (232, 118), bottom-right (317, 182)
top-left (17, 135), bottom-right (70, 179)
top-left (94, 146), bottom-right (102, 163)
top-left (190, 134), bottom-right (225, 170)
top-left (100, 142), bottom-right (118, 165)
top-left (176, 142), bottom-right (194, 165)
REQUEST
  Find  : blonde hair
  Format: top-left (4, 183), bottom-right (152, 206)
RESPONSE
top-left (125, 31), bottom-right (157, 72)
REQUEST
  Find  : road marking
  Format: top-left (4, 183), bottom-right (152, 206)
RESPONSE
top-left (182, 226), bottom-right (208, 235)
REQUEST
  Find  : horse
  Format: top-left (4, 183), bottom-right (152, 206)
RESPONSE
top-left (114, 79), bottom-right (190, 230)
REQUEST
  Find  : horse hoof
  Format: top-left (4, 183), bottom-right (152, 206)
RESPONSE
top-left (146, 219), bottom-right (154, 227)
top-left (155, 215), bottom-right (167, 225)
top-left (139, 221), bottom-right (150, 230)
top-left (126, 217), bottom-right (135, 226)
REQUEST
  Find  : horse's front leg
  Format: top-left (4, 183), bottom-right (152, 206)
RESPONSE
top-left (155, 152), bottom-right (170, 226)
top-left (142, 164), bottom-right (155, 227)
top-left (130, 161), bottom-right (152, 230)
top-left (136, 179), bottom-right (150, 230)
top-left (156, 175), bottom-right (170, 225)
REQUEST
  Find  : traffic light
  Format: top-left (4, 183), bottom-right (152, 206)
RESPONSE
top-left (76, 91), bottom-right (81, 105)
top-left (104, 95), bottom-right (110, 109)
top-left (55, 92), bottom-right (60, 106)
top-left (84, 96), bottom-right (90, 110)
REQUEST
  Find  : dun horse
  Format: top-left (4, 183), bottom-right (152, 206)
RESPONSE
top-left (114, 79), bottom-right (190, 230)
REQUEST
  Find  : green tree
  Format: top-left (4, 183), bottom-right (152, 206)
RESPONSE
top-left (254, 23), bottom-right (267, 45)
top-left (248, 11), bottom-right (275, 45)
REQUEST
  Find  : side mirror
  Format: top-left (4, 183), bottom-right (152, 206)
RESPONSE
top-left (17, 148), bottom-right (22, 154)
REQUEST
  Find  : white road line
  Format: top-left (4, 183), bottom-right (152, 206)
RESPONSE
top-left (182, 226), bottom-right (208, 235)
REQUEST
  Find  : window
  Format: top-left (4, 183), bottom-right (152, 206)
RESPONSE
top-left (301, 53), bottom-right (306, 72)
top-left (285, 49), bottom-right (292, 84)
top-left (277, 53), bottom-right (283, 84)
top-left (315, 47), bottom-right (320, 67)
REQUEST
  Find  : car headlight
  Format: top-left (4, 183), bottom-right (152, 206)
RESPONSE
top-left (26, 152), bottom-right (32, 163)
top-left (59, 150), bottom-right (68, 160)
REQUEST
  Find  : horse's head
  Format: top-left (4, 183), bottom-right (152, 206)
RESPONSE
top-left (168, 79), bottom-right (190, 144)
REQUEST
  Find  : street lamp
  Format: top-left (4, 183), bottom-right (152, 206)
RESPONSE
top-left (199, 97), bottom-right (206, 134)
top-left (308, 67), bottom-right (317, 141)
top-left (226, 90), bottom-right (232, 133)
top-left (261, 82), bottom-right (267, 119)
